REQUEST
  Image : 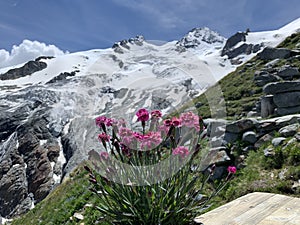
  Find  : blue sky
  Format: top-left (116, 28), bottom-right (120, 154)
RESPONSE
top-left (0, 0), bottom-right (299, 53)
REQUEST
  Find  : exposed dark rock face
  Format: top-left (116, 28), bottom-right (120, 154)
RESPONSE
top-left (0, 86), bottom-right (66, 218)
top-left (112, 35), bottom-right (145, 53)
top-left (46, 71), bottom-right (77, 84)
top-left (273, 92), bottom-right (300, 108)
top-left (221, 32), bottom-right (262, 59)
top-left (258, 47), bottom-right (300, 60)
top-left (222, 32), bottom-right (246, 53)
top-left (223, 43), bottom-right (261, 59)
top-left (264, 81), bottom-right (300, 94)
top-left (35, 56), bottom-right (54, 61)
top-left (0, 61), bottom-right (47, 80)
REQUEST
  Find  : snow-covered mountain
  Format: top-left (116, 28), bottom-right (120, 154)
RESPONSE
top-left (0, 18), bottom-right (300, 219)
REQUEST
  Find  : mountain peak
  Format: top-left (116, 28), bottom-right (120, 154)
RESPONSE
top-left (176, 27), bottom-right (226, 49)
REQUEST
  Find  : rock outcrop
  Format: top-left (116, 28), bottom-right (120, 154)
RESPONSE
top-left (221, 31), bottom-right (262, 59)
top-left (0, 60), bottom-right (47, 80)
top-left (203, 114), bottom-right (300, 169)
top-left (262, 81), bottom-right (300, 117)
top-left (112, 35), bottom-right (145, 53)
top-left (0, 85), bottom-right (67, 218)
top-left (258, 47), bottom-right (300, 60)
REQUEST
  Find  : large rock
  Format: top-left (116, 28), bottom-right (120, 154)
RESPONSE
top-left (258, 47), bottom-right (292, 60)
top-left (276, 106), bottom-right (300, 116)
top-left (200, 147), bottom-right (231, 170)
top-left (279, 123), bottom-right (300, 137)
top-left (226, 118), bottom-right (258, 133)
top-left (254, 70), bottom-right (281, 87)
top-left (254, 133), bottom-right (274, 148)
top-left (260, 95), bottom-right (276, 118)
top-left (263, 81), bottom-right (300, 94)
top-left (204, 119), bottom-right (227, 137)
top-left (273, 92), bottom-right (300, 108)
top-left (277, 66), bottom-right (300, 78)
top-left (257, 114), bottom-right (300, 133)
top-left (0, 98), bottom-right (64, 217)
top-left (242, 131), bottom-right (257, 144)
top-left (272, 137), bottom-right (286, 146)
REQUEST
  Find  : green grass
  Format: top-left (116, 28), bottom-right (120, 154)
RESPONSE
top-left (219, 139), bottom-right (300, 203)
top-left (11, 164), bottom-right (107, 225)
top-left (277, 32), bottom-right (300, 49)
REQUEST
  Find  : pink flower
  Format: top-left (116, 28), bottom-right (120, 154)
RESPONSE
top-left (95, 116), bottom-right (107, 127)
top-left (151, 110), bottom-right (162, 118)
top-left (133, 132), bottom-right (144, 140)
top-left (172, 146), bottom-right (189, 158)
top-left (120, 143), bottom-right (131, 157)
top-left (119, 127), bottom-right (133, 136)
top-left (171, 117), bottom-right (181, 127)
top-left (180, 112), bottom-right (200, 131)
top-left (163, 117), bottom-right (181, 127)
top-left (227, 166), bottom-right (237, 174)
top-left (119, 127), bottom-right (135, 146)
top-left (105, 118), bottom-right (114, 127)
top-left (95, 116), bottom-right (114, 127)
top-left (158, 124), bottom-right (170, 137)
top-left (140, 132), bottom-right (162, 150)
top-left (136, 108), bottom-right (150, 122)
top-left (99, 151), bottom-right (109, 160)
top-left (164, 119), bottom-right (172, 127)
top-left (98, 133), bottom-right (110, 142)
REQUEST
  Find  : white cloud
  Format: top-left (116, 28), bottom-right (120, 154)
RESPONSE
top-left (0, 40), bottom-right (66, 69)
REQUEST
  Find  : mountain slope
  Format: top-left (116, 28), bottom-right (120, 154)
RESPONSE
top-left (0, 18), bottom-right (300, 220)
top-left (8, 26), bottom-right (300, 225)
top-left (191, 31), bottom-right (300, 119)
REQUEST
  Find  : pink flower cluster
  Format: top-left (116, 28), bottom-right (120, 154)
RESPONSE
top-left (119, 127), bottom-right (135, 146)
top-left (95, 116), bottom-right (114, 127)
top-left (99, 151), bottom-right (109, 160)
top-left (118, 128), bottom-right (162, 150)
top-left (95, 109), bottom-right (203, 159)
top-left (140, 132), bottom-right (162, 150)
top-left (180, 112), bottom-right (200, 131)
top-left (172, 146), bottom-right (189, 158)
top-left (98, 132), bottom-right (110, 142)
top-left (164, 117), bottom-right (181, 127)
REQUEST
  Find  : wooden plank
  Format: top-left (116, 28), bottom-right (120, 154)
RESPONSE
top-left (194, 192), bottom-right (274, 224)
top-left (259, 198), bottom-right (300, 225)
top-left (194, 192), bottom-right (300, 225)
top-left (232, 194), bottom-right (293, 225)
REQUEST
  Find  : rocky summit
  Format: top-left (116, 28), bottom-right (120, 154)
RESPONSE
top-left (0, 18), bottom-right (300, 220)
